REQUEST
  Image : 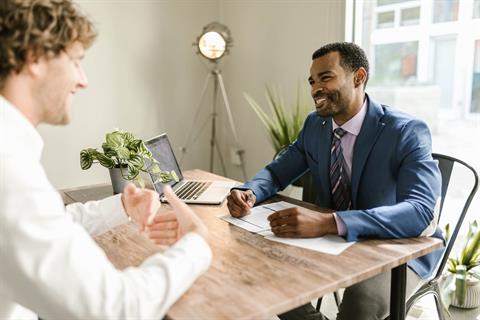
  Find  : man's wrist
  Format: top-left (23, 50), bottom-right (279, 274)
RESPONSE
top-left (323, 213), bottom-right (338, 235)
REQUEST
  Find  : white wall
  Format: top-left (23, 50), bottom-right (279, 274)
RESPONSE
top-left (219, 0), bottom-right (346, 181)
top-left (39, 0), bottom-right (345, 189)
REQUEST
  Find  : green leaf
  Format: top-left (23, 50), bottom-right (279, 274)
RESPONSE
top-left (106, 131), bottom-right (124, 148)
top-left (126, 164), bottom-right (140, 180)
top-left (80, 149), bottom-right (96, 170)
top-left (454, 265), bottom-right (467, 306)
top-left (129, 154), bottom-right (144, 169)
top-left (122, 132), bottom-right (135, 142)
top-left (244, 83), bottom-right (310, 154)
top-left (115, 146), bottom-right (130, 160)
top-left (96, 153), bottom-right (115, 168)
top-left (101, 143), bottom-right (117, 158)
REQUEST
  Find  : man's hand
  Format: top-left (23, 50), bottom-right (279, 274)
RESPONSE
top-left (268, 207), bottom-right (338, 238)
top-left (226, 189), bottom-right (256, 218)
top-left (121, 183), bottom-right (160, 232)
top-left (147, 185), bottom-right (208, 246)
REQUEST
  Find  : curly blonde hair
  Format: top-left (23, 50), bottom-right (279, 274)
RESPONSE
top-left (0, 0), bottom-right (97, 89)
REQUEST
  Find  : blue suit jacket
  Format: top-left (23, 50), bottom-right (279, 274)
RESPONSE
top-left (241, 95), bottom-right (444, 279)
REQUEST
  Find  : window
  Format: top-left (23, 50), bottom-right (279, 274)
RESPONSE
top-left (471, 40), bottom-right (480, 113)
top-left (400, 6), bottom-right (420, 26)
top-left (377, 0), bottom-right (412, 6)
top-left (354, 0), bottom-right (480, 248)
top-left (433, 0), bottom-right (459, 23)
top-left (377, 11), bottom-right (395, 29)
top-left (372, 42), bottom-right (418, 85)
top-left (474, 0), bottom-right (480, 19)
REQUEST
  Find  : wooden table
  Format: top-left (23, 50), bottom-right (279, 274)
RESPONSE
top-left (61, 169), bottom-right (443, 320)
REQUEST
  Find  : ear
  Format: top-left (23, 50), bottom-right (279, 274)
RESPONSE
top-left (24, 50), bottom-right (47, 78)
top-left (353, 67), bottom-right (367, 88)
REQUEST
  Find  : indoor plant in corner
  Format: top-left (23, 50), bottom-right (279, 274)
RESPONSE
top-left (244, 84), bottom-right (310, 185)
top-left (80, 130), bottom-right (178, 194)
top-left (442, 220), bottom-right (480, 309)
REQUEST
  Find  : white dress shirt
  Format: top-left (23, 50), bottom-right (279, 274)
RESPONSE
top-left (332, 99), bottom-right (367, 235)
top-left (0, 95), bottom-right (212, 320)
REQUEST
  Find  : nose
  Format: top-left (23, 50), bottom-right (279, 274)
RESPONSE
top-left (77, 65), bottom-right (88, 89)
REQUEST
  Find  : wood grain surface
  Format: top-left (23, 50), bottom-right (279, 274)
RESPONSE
top-left (61, 169), bottom-right (443, 320)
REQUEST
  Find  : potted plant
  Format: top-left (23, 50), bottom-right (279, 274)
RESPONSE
top-left (244, 84), bottom-right (311, 186)
top-left (80, 130), bottom-right (178, 194)
top-left (442, 220), bottom-right (480, 309)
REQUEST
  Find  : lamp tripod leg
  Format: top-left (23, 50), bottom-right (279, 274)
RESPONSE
top-left (179, 72), bottom-right (213, 166)
top-left (215, 71), bottom-right (248, 180)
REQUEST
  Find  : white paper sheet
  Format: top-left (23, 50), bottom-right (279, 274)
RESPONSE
top-left (264, 234), bottom-right (354, 255)
top-left (220, 201), bottom-right (297, 233)
top-left (219, 201), bottom-right (355, 255)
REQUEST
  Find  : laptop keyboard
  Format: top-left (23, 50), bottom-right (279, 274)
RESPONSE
top-left (174, 181), bottom-right (212, 200)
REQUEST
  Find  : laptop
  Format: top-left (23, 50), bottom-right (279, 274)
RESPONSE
top-left (145, 133), bottom-right (236, 204)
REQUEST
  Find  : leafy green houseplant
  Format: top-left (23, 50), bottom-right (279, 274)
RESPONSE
top-left (442, 220), bottom-right (480, 308)
top-left (80, 130), bottom-right (178, 193)
top-left (244, 84), bottom-right (311, 186)
top-left (244, 84), bottom-right (311, 154)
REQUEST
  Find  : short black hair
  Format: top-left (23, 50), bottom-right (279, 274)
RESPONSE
top-left (312, 42), bottom-right (369, 87)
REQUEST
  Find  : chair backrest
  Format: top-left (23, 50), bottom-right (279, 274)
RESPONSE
top-left (431, 153), bottom-right (479, 280)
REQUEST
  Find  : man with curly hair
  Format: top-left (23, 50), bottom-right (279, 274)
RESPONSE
top-left (0, 1), bottom-right (211, 319)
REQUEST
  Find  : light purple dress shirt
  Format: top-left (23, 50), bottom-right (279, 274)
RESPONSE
top-left (332, 100), bottom-right (367, 236)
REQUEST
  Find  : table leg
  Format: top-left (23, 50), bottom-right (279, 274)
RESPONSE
top-left (390, 263), bottom-right (407, 320)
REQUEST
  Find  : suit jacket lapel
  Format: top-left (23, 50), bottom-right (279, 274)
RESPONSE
top-left (351, 97), bottom-right (386, 208)
top-left (316, 117), bottom-right (333, 207)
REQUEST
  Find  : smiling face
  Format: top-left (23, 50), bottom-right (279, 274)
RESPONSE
top-left (34, 41), bottom-right (88, 125)
top-left (308, 51), bottom-right (365, 125)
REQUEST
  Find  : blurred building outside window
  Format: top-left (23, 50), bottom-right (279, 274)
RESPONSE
top-left (352, 0), bottom-right (480, 233)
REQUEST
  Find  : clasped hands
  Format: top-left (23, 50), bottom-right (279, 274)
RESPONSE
top-left (227, 189), bottom-right (337, 237)
top-left (121, 183), bottom-right (207, 245)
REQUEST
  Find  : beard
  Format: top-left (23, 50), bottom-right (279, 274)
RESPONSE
top-left (314, 90), bottom-right (345, 117)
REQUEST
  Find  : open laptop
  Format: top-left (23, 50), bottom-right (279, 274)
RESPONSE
top-left (145, 133), bottom-right (236, 204)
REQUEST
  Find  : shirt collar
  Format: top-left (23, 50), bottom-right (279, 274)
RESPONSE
top-left (332, 98), bottom-right (367, 136)
top-left (0, 95), bottom-right (44, 161)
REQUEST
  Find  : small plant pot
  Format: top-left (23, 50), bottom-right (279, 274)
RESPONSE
top-left (109, 167), bottom-right (131, 195)
top-left (450, 278), bottom-right (480, 309)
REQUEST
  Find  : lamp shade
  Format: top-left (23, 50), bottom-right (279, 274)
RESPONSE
top-left (195, 22), bottom-right (232, 60)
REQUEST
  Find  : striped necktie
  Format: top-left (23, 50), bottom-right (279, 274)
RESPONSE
top-left (330, 128), bottom-right (351, 211)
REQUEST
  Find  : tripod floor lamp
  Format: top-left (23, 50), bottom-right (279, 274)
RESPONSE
top-left (179, 22), bottom-right (247, 180)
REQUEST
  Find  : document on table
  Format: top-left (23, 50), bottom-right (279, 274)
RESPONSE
top-left (220, 201), bottom-right (297, 233)
top-left (219, 201), bottom-right (355, 255)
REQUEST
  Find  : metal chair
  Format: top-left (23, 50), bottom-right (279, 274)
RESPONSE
top-left (381, 153), bottom-right (478, 320)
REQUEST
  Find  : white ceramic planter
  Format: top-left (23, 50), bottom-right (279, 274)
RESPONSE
top-left (451, 278), bottom-right (480, 309)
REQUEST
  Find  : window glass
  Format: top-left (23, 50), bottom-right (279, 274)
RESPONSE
top-left (400, 6), bottom-right (420, 26)
top-left (377, 0), bottom-right (412, 7)
top-left (474, 0), bottom-right (480, 19)
top-left (377, 11), bottom-right (395, 28)
top-left (372, 42), bottom-right (418, 85)
top-left (471, 40), bottom-right (480, 113)
top-left (433, 0), bottom-right (459, 23)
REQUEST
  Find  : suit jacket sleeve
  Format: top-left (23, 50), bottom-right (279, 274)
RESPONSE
top-left (237, 113), bottom-right (314, 203)
top-left (337, 119), bottom-right (441, 242)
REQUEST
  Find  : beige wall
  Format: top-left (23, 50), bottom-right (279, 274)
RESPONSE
top-left (39, 0), bottom-right (345, 189)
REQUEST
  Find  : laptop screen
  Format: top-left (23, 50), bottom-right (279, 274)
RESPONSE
top-left (145, 134), bottom-right (184, 195)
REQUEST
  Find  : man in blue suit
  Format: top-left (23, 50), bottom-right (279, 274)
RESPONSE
top-left (227, 42), bottom-right (442, 320)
